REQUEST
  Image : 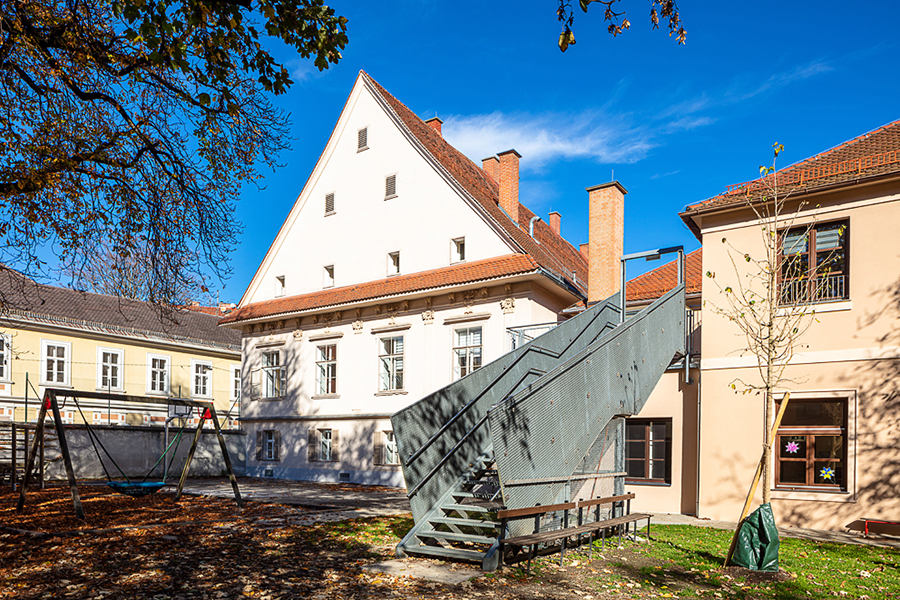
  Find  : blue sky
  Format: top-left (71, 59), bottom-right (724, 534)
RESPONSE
top-left (218, 0), bottom-right (900, 303)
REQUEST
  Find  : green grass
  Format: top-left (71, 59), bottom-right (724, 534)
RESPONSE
top-left (630, 525), bottom-right (900, 599)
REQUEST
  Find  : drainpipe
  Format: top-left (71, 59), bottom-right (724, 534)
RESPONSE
top-left (529, 216), bottom-right (541, 238)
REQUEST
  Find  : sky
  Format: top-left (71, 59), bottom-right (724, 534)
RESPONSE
top-left (214, 0), bottom-right (900, 304)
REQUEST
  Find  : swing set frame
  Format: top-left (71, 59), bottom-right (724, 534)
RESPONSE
top-left (15, 388), bottom-right (243, 519)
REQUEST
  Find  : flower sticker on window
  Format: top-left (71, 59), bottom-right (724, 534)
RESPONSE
top-left (785, 441), bottom-right (800, 454)
top-left (820, 466), bottom-right (835, 481)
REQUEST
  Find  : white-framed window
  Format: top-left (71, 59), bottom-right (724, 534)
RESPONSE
top-left (453, 326), bottom-right (483, 380)
top-left (41, 340), bottom-right (71, 385)
top-left (0, 334), bottom-right (11, 381)
top-left (97, 347), bottom-right (123, 391)
top-left (451, 237), bottom-right (466, 263)
top-left (384, 431), bottom-right (399, 465)
top-left (262, 350), bottom-right (286, 399)
top-left (192, 359), bottom-right (213, 398)
top-left (257, 429), bottom-right (281, 461)
top-left (323, 265), bottom-right (335, 288)
top-left (231, 365), bottom-right (241, 401)
top-left (308, 427), bottom-right (339, 462)
top-left (378, 336), bottom-right (404, 391)
top-left (325, 192), bottom-right (335, 214)
top-left (385, 173), bottom-right (397, 199)
top-left (316, 344), bottom-right (337, 395)
top-left (147, 353), bottom-right (170, 394)
top-left (374, 430), bottom-right (400, 466)
top-left (387, 251), bottom-right (400, 276)
top-left (275, 275), bottom-right (285, 297)
top-left (357, 126), bottom-right (368, 151)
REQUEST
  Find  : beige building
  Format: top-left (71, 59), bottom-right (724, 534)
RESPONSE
top-left (677, 119), bottom-right (900, 530)
top-left (0, 267), bottom-right (242, 428)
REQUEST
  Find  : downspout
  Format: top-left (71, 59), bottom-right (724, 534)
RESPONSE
top-left (529, 216), bottom-right (541, 238)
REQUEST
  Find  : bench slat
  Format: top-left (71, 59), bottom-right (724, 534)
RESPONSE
top-left (496, 493), bottom-right (635, 520)
top-left (501, 513), bottom-right (651, 547)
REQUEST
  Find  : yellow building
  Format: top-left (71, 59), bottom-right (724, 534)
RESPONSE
top-left (0, 267), bottom-right (241, 428)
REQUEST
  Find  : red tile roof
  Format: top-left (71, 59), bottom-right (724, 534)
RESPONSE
top-left (363, 72), bottom-right (589, 292)
top-left (681, 119), bottom-right (900, 237)
top-left (625, 249), bottom-right (702, 303)
top-left (221, 254), bottom-right (540, 324)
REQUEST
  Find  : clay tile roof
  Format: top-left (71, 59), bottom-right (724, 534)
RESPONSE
top-left (362, 72), bottom-right (588, 293)
top-left (681, 119), bottom-right (900, 236)
top-left (221, 254), bottom-right (539, 325)
top-left (0, 266), bottom-right (240, 350)
top-left (625, 249), bottom-right (702, 303)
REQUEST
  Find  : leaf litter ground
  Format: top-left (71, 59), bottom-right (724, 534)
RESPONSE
top-left (1, 484), bottom-right (897, 599)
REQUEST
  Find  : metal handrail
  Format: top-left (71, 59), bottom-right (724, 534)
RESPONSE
top-left (404, 304), bottom-right (619, 467)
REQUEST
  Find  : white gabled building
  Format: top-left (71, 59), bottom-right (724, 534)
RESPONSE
top-left (222, 71), bottom-right (625, 486)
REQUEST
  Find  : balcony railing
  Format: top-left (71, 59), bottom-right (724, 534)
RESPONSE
top-left (779, 273), bottom-right (847, 306)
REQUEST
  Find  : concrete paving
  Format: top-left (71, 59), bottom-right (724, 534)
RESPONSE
top-left (178, 476), bottom-right (412, 523)
top-left (650, 512), bottom-right (900, 549)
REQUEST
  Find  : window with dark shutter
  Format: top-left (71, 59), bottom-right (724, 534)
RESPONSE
top-left (358, 127), bottom-right (368, 151)
top-left (373, 431), bottom-right (385, 466)
top-left (385, 174), bottom-right (397, 199)
top-left (256, 430), bottom-right (263, 461)
top-left (325, 192), bottom-right (335, 214)
top-left (308, 428), bottom-right (319, 462)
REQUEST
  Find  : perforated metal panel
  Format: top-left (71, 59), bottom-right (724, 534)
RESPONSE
top-left (489, 286), bottom-right (685, 526)
top-left (391, 294), bottom-right (621, 523)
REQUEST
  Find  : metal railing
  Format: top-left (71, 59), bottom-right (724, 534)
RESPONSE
top-left (506, 322), bottom-right (559, 351)
top-left (779, 273), bottom-right (847, 305)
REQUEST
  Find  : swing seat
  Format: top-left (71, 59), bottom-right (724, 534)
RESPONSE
top-left (107, 481), bottom-right (167, 497)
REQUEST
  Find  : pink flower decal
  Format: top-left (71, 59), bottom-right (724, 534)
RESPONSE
top-left (785, 441), bottom-right (800, 454)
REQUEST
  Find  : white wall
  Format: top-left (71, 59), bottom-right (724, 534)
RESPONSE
top-left (244, 77), bottom-right (513, 305)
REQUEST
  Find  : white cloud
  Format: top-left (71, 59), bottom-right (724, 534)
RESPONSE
top-left (443, 111), bottom-right (657, 170)
top-left (286, 59), bottom-right (325, 84)
top-left (441, 58), bottom-right (831, 170)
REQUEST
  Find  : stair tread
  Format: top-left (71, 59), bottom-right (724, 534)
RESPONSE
top-left (430, 517), bottom-right (500, 528)
top-left (418, 530), bottom-right (497, 544)
top-left (404, 545), bottom-right (486, 563)
top-left (442, 503), bottom-right (494, 513)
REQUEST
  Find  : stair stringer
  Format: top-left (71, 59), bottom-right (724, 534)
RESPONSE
top-left (391, 295), bottom-right (622, 524)
top-left (488, 285), bottom-right (685, 535)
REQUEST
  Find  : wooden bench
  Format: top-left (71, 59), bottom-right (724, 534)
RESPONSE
top-left (497, 493), bottom-right (651, 572)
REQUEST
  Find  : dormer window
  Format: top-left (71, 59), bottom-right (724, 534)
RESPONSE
top-left (452, 237), bottom-right (466, 263)
top-left (323, 265), bottom-right (334, 288)
top-left (275, 275), bottom-right (285, 297)
top-left (387, 251), bottom-right (400, 276)
top-left (357, 127), bottom-right (368, 152)
top-left (385, 174), bottom-right (397, 199)
top-left (325, 192), bottom-right (335, 215)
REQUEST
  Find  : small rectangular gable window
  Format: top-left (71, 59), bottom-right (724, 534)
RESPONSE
top-left (358, 127), bottom-right (368, 151)
top-left (452, 237), bottom-right (466, 263)
top-left (385, 174), bottom-right (397, 199)
top-left (388, 251), bottom-right (400, 276)
top-left (275, 275), bottom-right (285, 297)
top-left (325, 192), bottom-right (335, 214)
top-left (324, 265), bottom-right (334, 288)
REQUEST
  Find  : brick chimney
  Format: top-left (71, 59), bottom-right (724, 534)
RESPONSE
top-left (548, 211), bottom-right (561, 236)
top-left (425, 116), bottom-right (443, 136)
top-left (498, 149), bottom-right (521, 224)
top-left (579, 243), bottom-right (589, 259)
top-left (482, 156), bottom-right (500, 184)
top-left (586, 181), bottom-right (627, 304)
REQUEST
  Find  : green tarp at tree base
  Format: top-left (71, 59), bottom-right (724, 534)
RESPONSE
top-left (732, 502), bottom-right (780, 572)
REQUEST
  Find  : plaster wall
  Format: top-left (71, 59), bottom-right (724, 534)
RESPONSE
top-left (243, 79), bottom-right (513, 305)
top-left (625, 368), bottom-right (699, 515)
top-left (0, 324), bottom-right (240, 427)
top-left (695, 180), bottom-right (900, 529)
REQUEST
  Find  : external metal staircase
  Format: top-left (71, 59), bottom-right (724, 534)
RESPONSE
top-left (392, 272), bottom-right (687, 569)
